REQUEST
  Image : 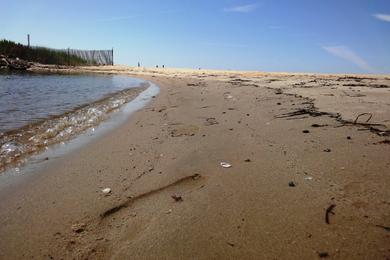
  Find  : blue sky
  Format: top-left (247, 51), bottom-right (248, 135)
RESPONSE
top-left (2, 0), bottom-right (390, 73)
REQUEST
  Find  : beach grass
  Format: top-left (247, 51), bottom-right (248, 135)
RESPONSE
top-left (0, 39), bottom-right (89, 66)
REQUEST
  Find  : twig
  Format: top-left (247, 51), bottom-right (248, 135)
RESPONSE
top-left (273, 92), bottom-right (389, 137)
top-left (275, 108), bottom-right (338, 119)
top-left (325, 204), bottom-right (336, 224)
top-left (376, 225), bottom-right (390, 232)
top-left (353, 113), bottom-right (372, 124)
top-left (101, 174), bottom-right (201, 218)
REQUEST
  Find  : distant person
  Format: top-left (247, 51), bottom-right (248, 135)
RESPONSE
top-left (138, 62), bottom-right (140, 67)
top-left (156, 65), bottom-right (159, 68)
top-left (162, 65), bottom-right (165, 68)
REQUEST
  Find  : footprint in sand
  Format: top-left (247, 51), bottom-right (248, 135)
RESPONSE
top-left (169, 125), bottom-right (199, 137)
top-left (204, 118), bottom-right (219, 126)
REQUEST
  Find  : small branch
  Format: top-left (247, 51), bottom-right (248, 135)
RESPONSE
top-left (353, 113), bottom-right (372, 124)
top-left (375, 225), bottom-right (390, 232)
top-left (325, 204), bottom-right (336, 224)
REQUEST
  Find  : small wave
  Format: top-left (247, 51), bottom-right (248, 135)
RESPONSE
top-left (0, 83), bottom-right (148, 172)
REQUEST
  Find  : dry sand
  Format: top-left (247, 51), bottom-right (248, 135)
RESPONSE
top-left (0, 66), bottom-right (389, 259)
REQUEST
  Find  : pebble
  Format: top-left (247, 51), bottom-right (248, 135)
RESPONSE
top-left (71, 223), bottom-right (86, 233)
top-left (318, 252), bottom-right (329, 258)
top-left (171, 195), bottom-right (183, 202)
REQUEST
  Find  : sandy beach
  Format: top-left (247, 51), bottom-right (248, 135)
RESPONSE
top-left (0, 66), bottom-right (389, 259)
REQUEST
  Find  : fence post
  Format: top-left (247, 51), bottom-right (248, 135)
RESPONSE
top-left (92, 50), bottom-right (95, 66)
top-left (112, 48), bottom-right (114, 66)
top-left (67, 48), bottom-right (70, 66)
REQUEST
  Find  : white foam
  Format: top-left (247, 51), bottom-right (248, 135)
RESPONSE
top-left (0, 81), bottom-right (160, 188)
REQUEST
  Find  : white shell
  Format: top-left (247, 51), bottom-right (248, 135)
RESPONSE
top-left (102, 188), bottom-right (111, 194)
top-left (220, 162), bottom-right (232, 168)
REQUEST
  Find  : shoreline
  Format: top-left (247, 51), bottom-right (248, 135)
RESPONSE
top-left (0, 81), bottom-right (159, 189)
top-left (0, 74), bottom-right (153, 174)
top-left (31, 65), bottom-right (390, 130)
top-left (29, 63), bottom-right (390, 77)
top-left (0, 66), bottom-right (389, 259)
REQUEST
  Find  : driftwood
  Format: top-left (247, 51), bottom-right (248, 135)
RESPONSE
top-left (0, 55), bottom-right (30, 70)
top-left (0, 56), bottom-right (9, 69)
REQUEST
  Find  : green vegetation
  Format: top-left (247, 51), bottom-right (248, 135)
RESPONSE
top-left (0, 39), bottom-right (89, 66)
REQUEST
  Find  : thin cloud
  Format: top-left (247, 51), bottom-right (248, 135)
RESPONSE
top-left (223, 3), bottom-right (258, 13)
top-left (374, 13), bottom-right (390, 22)
top-left (322, 45), bottom-right (374, 72)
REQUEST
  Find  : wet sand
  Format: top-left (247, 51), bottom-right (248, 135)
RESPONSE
top-left (0, 66), bottom-right (389, 259)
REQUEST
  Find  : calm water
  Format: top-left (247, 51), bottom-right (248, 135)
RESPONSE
top-left (0, 71), bottom-right (147, 171)
top-left (0, 71), bottom-right (143, 132)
